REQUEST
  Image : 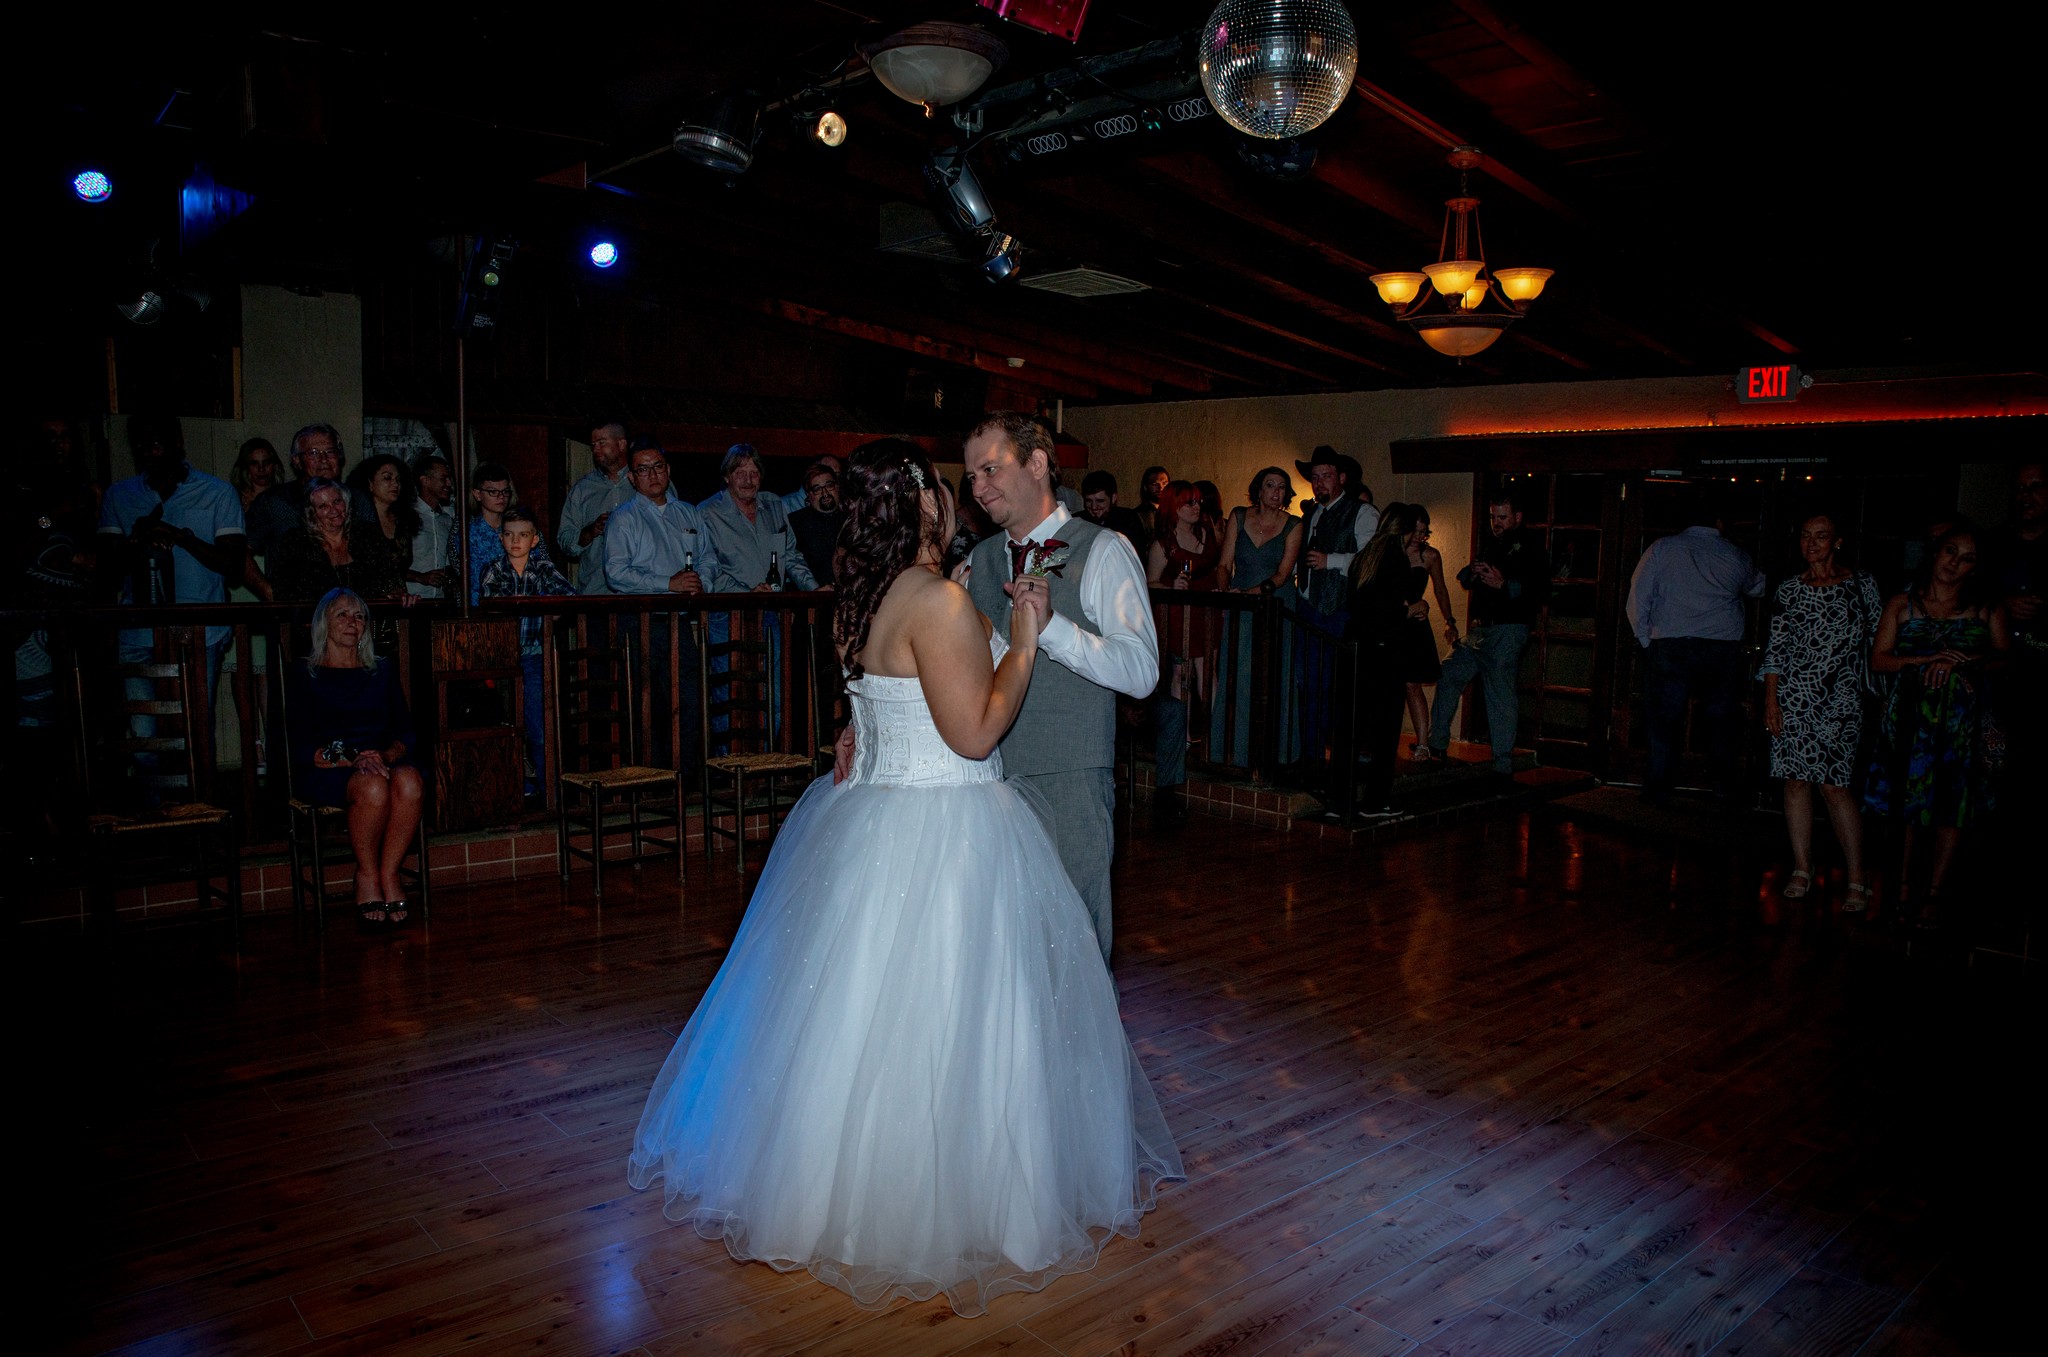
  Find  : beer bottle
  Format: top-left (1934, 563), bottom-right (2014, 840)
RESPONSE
top-left (765, 551), bottom-right (782, 591)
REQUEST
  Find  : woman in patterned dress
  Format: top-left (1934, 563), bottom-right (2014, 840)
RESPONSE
top-left (1863, 524), bottom-right (2010, 927)
top-left (1760, 515), bottom-right (1883, 910)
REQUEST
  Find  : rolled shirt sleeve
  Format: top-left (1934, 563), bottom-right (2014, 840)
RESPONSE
top-left (1037, 524), bottom-right (1160, 699)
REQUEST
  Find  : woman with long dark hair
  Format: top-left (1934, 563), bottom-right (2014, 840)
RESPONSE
top-left (345, 453), bottom-right (422, 573)
top-left (1864, 522), bottom-right (2010, 926)
top-left (628, 436), bottom-right (1181, 1316)
top-left (1345, 503), bottom-right (1423, 818)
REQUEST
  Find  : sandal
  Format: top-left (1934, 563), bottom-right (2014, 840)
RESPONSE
top-left (1782, 870), bottom-right (1813, 900)
top-left (356, 901), bottom-right (388, 932)
top-left (1410, 744), bottom-right (1438, 763)
top-left (384, 898), bottom-right (411, 928)
top-left (1842, 882), bottom-right (1873, 914)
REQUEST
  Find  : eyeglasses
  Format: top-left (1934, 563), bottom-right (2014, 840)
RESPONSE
top-left (806, 480), bottom-right (836, 494)
top-left (630, 463), bottom-right (667, 477)
top-left (478, 486), bottom-right (512, 498)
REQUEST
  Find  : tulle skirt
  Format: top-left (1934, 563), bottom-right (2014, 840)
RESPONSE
top-left (627, 772), bottom-right (1182, 1316)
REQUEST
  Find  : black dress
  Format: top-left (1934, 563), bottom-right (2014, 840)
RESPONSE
top-left (1400, 564), bottom-right (1442, 682)
top-left (285, 663), bottom-right (418, 806)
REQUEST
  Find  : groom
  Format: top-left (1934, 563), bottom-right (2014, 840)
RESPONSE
top-left (963, 412), bottom-right (1159, 962)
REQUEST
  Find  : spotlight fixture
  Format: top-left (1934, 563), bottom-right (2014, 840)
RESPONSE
top-left (73, 170), bottom-right (113, 203)
top-left (589, 241), bottom-right (619, 269)
top-left (981, 232), bottom-right (1024, 283)
top-left (673, 92), bottom-right (763, 174)
top-left (809, 110), bottom-right (848, 148)
top-left (1199, 0), bottom-right (1358, 139)
top-left (116, 290), bottom-right (166, 325)
top-left (923, 147), bottom-right (996, 232)
top-left (1366, 147), bottom-right (1554, 359)
top-left (455, 234), bottom-right (517, 335)
top-left (865, 22), bottom-right (1008, 113)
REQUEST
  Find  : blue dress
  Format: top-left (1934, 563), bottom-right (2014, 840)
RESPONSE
top-left (285, 663), bottom-right (418, 806)
top-left (1212, 512), bottom-right (1301, 766)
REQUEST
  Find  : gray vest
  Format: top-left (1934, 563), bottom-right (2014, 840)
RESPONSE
top-left (1305, 498), bottom-right (1364, 615)
top-left (969, 517), bottom-right (1115, 775)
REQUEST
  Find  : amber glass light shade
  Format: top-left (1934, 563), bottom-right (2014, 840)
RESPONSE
top-left (1494, 267), bottom-right (1554, 303)
top-left (1462, 281), bottom-right (1490, 310)
top-left (1369, 271), bottom-right (1427, 305)
top-left (1417, 324), bottom-right (1504, 357)
top-left (1423, 259), bottom-right (1483, 298)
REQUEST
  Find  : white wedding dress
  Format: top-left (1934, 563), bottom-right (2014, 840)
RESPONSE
top-left (627, 671), bottom-right (1183, 1316)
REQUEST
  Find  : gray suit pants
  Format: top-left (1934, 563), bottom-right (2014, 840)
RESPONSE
top-left (1012, 767), bottom-right (1117, 964)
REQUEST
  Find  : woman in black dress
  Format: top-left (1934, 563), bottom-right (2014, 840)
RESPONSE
top-left (1399, 505), bottom-right (1459, 759)
top-left (284, 588), bottom-right (424, 930)
top-left (1346, 505), bottom-right (1423, 818)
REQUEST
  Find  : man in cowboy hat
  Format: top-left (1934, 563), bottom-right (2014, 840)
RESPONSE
top-left (1294, 447), bottom-right (1380, 781)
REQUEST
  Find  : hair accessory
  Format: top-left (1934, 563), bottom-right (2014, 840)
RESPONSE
top-left (906, 462), bottom-right (927, 489)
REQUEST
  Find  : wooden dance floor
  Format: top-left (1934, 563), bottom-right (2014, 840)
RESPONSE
top-left (26, 807), bottom-right (2025, 1356)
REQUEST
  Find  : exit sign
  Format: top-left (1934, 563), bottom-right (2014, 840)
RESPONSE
top-left (1736, 364), bottom-right (1807, 403)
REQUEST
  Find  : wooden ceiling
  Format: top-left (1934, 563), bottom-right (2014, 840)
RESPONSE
top-left (29, 2), bottom-right (2043, 406)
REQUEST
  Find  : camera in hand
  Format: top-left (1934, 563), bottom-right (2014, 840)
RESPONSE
top-left (321, 739), bottom-right (365, 765)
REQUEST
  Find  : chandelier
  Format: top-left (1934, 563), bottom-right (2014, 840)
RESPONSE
top-left (1368, 147), bottom-right (1554, 358)
top-left (1199, 0), bottom-right (1358, 139)
top-left (864, 22), bottom-right (1008, 115)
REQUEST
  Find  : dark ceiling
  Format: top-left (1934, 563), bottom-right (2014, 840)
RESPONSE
top-left (26, 2), bottom-right (2045, 406)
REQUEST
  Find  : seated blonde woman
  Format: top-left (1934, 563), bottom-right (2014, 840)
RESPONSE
top-left (285, 588), bottom-right (424, 931)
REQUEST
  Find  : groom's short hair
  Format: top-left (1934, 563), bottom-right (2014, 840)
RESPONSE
top-left (968, 411), bottom-right (1055, 476)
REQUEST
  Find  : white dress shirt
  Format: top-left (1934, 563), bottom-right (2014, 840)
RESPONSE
top-left (1002, 505), bottom-right (1159, 699)
top-left (406, 496), bottom-right (455, 598)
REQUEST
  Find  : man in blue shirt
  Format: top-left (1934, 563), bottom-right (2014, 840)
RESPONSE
top-left (606, 443), bottom-right (712, 773)
top-left (96, 414), bottom-right (247, 776)
top-left (557, 420), bottom-right (636, 595)
top-left (1625, 490), bottom-right (1767, 805)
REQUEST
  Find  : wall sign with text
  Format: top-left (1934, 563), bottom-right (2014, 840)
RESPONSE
top-left (1735, 364), bottom-right (1811, 403)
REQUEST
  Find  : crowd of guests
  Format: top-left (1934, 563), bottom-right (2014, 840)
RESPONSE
top-left (1625, 472), bottom-right (2041, 928)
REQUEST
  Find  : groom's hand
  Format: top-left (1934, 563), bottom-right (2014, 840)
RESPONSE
top-left (832, 724), bottom-right (856, 784)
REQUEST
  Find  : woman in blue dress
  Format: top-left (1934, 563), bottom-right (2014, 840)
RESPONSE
top-left (1212, 466), bottom-right (1304, 767)
top-left (283, 588), bottom-right (425, 930)
top-left (1864, 524), bottom-right (2010, 926)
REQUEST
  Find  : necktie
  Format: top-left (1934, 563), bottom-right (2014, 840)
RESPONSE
top-left (1008, 538), bottom-right (1033, 580)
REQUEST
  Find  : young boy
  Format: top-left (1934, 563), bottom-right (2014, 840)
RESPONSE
top-left (480, 506), bottom-right (575, 797)
top-left (467, 463), bottom-right (556, 604)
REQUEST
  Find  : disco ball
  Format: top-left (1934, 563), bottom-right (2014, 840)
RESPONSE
top-left (1199, 0), bottom-right (1359, 140)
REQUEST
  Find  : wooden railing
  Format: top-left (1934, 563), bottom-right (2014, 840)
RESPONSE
top-left (3, 587), bottom-right (1336, 857)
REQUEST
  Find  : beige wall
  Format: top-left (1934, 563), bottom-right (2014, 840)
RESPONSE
top-left (108, 284), bottom-right (364, 482)
top-left (1064, 372), bottom-right (2043, 587)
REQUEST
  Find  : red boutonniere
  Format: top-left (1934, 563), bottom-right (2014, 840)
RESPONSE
top-left (1026, 539), bottom-right (1071, 578)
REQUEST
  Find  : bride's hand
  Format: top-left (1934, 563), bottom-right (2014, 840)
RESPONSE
top-left (1006, 576), bottom-right (1048, 647)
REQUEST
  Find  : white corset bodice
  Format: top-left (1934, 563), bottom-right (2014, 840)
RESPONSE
top-left (848, 673), bottom-right (1002, 788)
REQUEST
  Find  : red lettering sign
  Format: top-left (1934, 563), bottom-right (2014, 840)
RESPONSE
top-left (1736, 365), bottom-right (1803, 403)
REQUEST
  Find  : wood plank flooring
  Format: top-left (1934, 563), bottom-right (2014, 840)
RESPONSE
top-left (20, 807), bottom-right (2028, 1356)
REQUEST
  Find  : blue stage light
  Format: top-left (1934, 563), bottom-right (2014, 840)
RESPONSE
top-left (74, 170), bottom-right (113, 203)
top-left (589, 241), bottom-right (619, 269)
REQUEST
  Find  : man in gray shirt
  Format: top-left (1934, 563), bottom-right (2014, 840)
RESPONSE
top-left (557, 420), bottom-right (635, 594)
top-left (699, 444), bottom-right (816, 592)
top-left (1626, 489), bottom-right (1767, 805)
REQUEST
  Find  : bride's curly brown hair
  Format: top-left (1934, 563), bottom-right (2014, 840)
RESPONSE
top-left (834, 437), bottom-right (942, 679)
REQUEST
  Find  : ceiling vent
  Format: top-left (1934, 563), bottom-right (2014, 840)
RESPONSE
top-left (1020, 267), bottom-right (1150, 297)
top-left (877, 202), bottom-right (976, 262)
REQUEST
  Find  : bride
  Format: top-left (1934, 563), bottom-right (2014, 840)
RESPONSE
top-left (627, 437), bottom-right (1182, 1316)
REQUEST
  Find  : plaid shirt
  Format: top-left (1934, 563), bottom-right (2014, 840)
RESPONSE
top-left (480, 556), bottom-right (576, 654)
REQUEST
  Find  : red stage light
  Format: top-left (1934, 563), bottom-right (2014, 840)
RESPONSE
top-left (976, 0), bottom-right (1091, 43)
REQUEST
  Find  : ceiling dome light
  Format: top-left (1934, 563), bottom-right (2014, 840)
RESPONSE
top-left (73, 170), bottom-right (113, 203)
top-left (865, 22), bottom-right (1008, 112)
top-left (674, 92), bottom-right (763, 174)
top-left (589, 241), bottom-right (619, 269)
top-left (1200, 0), bottom-right (1358, 139)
